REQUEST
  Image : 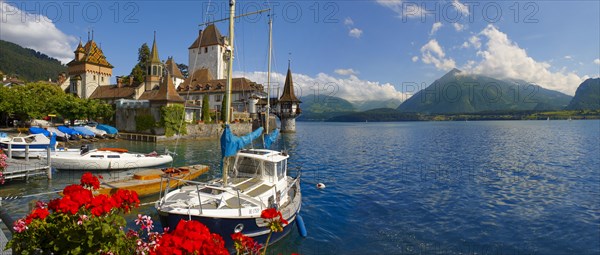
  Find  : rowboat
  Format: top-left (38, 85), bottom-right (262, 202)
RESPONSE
top-left (97, 165), bottom-right (209, 197)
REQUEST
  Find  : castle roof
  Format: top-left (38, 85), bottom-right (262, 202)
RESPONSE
top-left (278, 66), bottom-right (301, 103)
top-left (188, 24), bottom-right (225, 49)
top-left (178, 69), bottom-right (263, 94)
top-left (67, 39), bottom-right (113, 68)
top-left (139, 74), bottom-right (185, 103)
top-left (89, 85), bottom-right (137, 100)
top-left (165, 57), bottom-right (185, 79)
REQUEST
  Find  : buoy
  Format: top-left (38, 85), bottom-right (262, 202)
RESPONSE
top-left (316, 183), bottom-right (326, 189)
top-left (296, 214), bottom-right (307, 237)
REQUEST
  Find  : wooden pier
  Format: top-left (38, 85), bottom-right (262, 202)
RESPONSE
top-left (119, 133), bottom-right (158, 142)
top-left (2, 147), bottom-right (52, 181)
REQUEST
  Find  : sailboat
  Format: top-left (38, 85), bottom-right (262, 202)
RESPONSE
top-left (155, 3), bottom-right (302, 249)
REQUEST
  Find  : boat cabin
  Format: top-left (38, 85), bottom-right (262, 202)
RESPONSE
top-left (229, 149), bottom-right (289, 183)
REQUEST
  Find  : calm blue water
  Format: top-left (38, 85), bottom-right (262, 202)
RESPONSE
top-left (2, 120), bottom-right (599, 254)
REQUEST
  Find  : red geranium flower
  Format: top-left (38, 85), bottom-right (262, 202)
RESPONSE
top-left (80, 172), bottom-right (101, 190)
top-left (24, 208), bottom-right (50, 224)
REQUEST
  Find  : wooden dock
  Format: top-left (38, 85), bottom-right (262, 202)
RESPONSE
top-left (119, 133), bottom-right (158, 142)
top-left (3, 158), bottom-right (51, 181)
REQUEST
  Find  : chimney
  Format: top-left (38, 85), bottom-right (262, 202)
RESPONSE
top-left (117, 77), bottom-right (123, 88)
top-left (129, 76), bottom-right (134, 86)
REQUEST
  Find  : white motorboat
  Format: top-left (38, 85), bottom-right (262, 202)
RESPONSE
top-left (0, 133), bottom-right (56, 158)
top-left (45, 147), bottom-right (173, 170)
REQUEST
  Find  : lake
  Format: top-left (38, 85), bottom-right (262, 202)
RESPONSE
top-left (1, 120), bottom-right (599, 254)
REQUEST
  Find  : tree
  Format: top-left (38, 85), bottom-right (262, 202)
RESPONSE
top-left (160, 105), bottom-right (187, 137)
top-left (130, 43), bottom-right (150, 85)
top-left (220, 94), bottom-right (229, 123)
top-left (176, 63), bottom-right (188, 78)
top-left (58, 94), bottom-right (87, 125)
top-left (202, 94), bottom-right (211, 123)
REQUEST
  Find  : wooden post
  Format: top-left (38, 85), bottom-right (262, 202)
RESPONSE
top-left (25, 144), bottom-right (29, 161)
top-left (7, 143), bottom-right (12, 158)
top-left (46, 147), bottom-right (52, 179)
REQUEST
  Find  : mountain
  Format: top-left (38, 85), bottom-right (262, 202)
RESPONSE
top-left (397, 69), bottom-right (572, 114)
top-left (297, 95), bottom-right (356, 121)
top-left (565, 78), bottom-right (600, 110)
top-left (0, 40), bottom-right (67, 82)
top-left (352, 98), bottom-right (403, 111)
top-left (328, 108), bottom-right (420, 122)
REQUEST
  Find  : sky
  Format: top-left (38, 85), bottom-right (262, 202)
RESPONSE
top-left (1, 0), bottom-right (599, 102)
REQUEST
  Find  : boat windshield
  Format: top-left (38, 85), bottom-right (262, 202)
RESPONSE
top-left (233, 156), bottom-right (262, 178)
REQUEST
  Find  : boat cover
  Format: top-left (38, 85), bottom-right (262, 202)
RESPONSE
top-left (220, 125), bottom-right (264, 158)
top-left (96, 124), bottom-right (118, 135)
top-left (264, 129), bottom-right (280, 148)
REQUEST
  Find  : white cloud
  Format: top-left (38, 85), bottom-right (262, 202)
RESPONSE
top-left (411, 56), bottom-right (419, 62)
top-left (376, 0), bottom-right (428, 19)
top-left (464, 25), bottom-right (584, 95)
top-left (349, 28), bottom-right (363, 38)
top-left (234, 71), bottom-right (407, 102)
top-left (452, 0), bottom-right (469, 16)
top-left (430, 22), bottom-right (443, 36)
top-left (334, 68), bottom-right (358, 76)
top-left (461, 35), bottom-right (481, 49)
top-left (420, 39), bottom-right (456, 71)
top-left (564, 55), bottom-right (573, 60)
top-left (0, 2), bottom-right (76, 64)
top-left (453, 23), bottom-right (465, 32)
top-left (594, 59), bottom-right (600, 65)
top-left (344, 17), bottom-right (354, 26)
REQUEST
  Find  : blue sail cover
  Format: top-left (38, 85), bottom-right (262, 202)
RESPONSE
top-left (264, 129), bottom-right (280, 148)
top-left (220, 125), bottom-right (264, 158)
top-left (97, 124), bottom-right (118, 135)
top-left (29, 127), bottom-right (50, 136)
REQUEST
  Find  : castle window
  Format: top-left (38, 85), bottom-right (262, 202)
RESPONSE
top-left (101, 77), bottom-right (104, 82)
top-left (214, 94), bottom-right (222, 102)
top-left (153, 66), bottom-right (157, 76)
top-left (93, 75), bottom-right (96, 81)
top-left (204, 47), bottom-right (208, 53)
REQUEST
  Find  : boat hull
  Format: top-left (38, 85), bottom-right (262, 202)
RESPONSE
top-left (158, 209), bottom-right (297, 250)
top-left (49, 154), bottom-right (173, 170)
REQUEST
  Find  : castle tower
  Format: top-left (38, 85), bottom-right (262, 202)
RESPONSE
top-left (66, 32), bottom-right (113, 99)
top-left (275, 62), bottom-right (302, 133)
top-left (145, 32), bottom-right (163, 91)
top-left (188, 24), bottom-right (228, 79)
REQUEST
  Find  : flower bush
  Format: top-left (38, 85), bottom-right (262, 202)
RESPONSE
top-left (0, 150), bottom-right (8, 184)
top-left (6, 172), bottom-right (297, 255)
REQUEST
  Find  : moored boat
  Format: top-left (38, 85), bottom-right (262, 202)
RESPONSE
top-left (47, 127), bottom-right (70, 141)
top-left (96, 124), bottom-right (118, 138)
top-left (0, 133), bottom-right (56, 158)
top-left (45, 147), bottom-right (173, 170)
top-left (57, 126), bottom-right (82, 140)
top-left (97, 165), bottom-right (209, 197)
top-left (72, 126), bottom-right (95, 139)
top-left (86, 125), bottom-right (108, 138)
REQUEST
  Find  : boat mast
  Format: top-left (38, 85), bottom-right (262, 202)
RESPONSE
top-left (265, 14), bottom-right (272, 135)
top-left (223, 0), bottom-right (236, 187)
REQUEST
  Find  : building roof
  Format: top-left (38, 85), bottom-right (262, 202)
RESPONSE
top-left (149, 32), bottom-right (161, 64)
top-left (165, 57), bottom-right (185, 79)
top-left (89, 85), bottom-right (137, 100)
top-left (139, 74), bottom-right (185, 103)
top-left (67, 40), bottom-right (113, 68)
top-left (178, 69), bottom-right (264, 94)
top-left (279, 66), bottom-right (301, 103)
top-left (188, 24), bottom-right (225, 49)
top-left (74, 41), bottom-right (84, 53)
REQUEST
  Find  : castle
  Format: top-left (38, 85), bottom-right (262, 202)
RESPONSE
top-left (59, 25), bottom-right (301, 133)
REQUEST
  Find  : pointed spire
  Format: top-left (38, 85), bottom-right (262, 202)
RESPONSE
top-left (149, 31), bottom-right (161, 64)
top-left (87, 31), bottom-right (90, 41)
top-left (279, 62), bottom-right (301, 103)
top-left (91, 30), bottom-right (94, 40)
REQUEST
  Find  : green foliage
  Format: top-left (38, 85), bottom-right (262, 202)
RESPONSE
top-left (297, 95), bottom-right (355, 121)
top-left (135, 114), bottom-right (156, 132)
top-left (221, 94), bottom-right (229, 122)
top-left (177, 63), bottom-right (189, 78)
top-left (160, 104), bottom-right (187, 137)
top-left (130, 43), bottom-right (150, 85)
top-left (0, 40), bottom-right (67, 82)
top-left (202, 94), bottom-right (211, 123)
top-left (565, 78), bottom-right (600, 110)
